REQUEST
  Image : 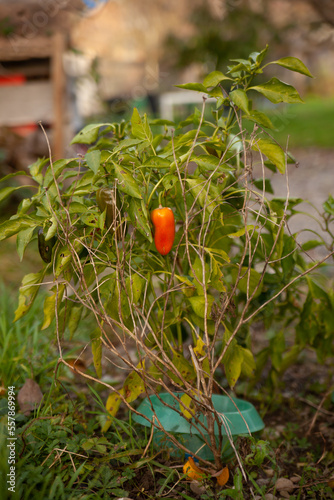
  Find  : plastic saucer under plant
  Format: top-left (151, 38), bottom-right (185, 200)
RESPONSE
top-left (133, 392), bottom-right (264, 461)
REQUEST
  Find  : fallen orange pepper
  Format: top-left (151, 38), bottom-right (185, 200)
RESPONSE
top-left (183, 457), bottom-right (206, 481)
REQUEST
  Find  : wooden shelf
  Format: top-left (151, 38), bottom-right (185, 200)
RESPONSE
top-left (0, 33), bottom-right (67, 159)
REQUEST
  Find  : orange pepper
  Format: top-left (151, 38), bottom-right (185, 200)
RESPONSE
top-left (151, 206), bottom-right (175, 256)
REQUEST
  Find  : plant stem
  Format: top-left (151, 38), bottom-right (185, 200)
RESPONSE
top-left (166, 254), bottom-right (183, 350)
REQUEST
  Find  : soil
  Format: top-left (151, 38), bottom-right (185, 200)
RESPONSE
top-left (120, 352), bottom-right (334, 500)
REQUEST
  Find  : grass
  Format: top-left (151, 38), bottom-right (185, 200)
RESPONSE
top-left (0, 280), bottom-right (148, 499)
top-left (266, 96), bottom-right (334, 149)
top-left (177, 95), bottom-right (334, 149)
top-left (0, 276), bottom-right (333, 499)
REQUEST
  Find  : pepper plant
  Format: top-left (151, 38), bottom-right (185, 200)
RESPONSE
top-left (1, 46), bottom-right (333, 469)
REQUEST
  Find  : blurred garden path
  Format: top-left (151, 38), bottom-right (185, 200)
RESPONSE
top-left (265, 147), bottom-right (334, 261)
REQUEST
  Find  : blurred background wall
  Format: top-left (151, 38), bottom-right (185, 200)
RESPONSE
top-left (0, 0), bottom-right (333, 173)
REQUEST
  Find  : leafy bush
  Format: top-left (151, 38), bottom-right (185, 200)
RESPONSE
top-left (0, 46), bottom-right (333, 468)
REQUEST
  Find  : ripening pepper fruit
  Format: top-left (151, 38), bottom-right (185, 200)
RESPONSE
top-left (38, 228), bottom-right (55, 263)
top-left (96, 187), bottom-right (121, 237)
top-left (151, 205), bottom-right (175, 256)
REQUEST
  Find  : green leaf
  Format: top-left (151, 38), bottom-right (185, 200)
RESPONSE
top-left (14, 270), bottom-right (45, 322)
top-left (208, 87), bottom-right (226, 100)
top-left (189, 313), bottom-right (216, 335)
top-left (44, 159), bottom-right (77, 188)
top-left (0, 185), bottom-right (32, 204)
top-left (112, 138), bottom-right (145, 154)
top-left (192, 155), bottom-right (231, 178)
top-left (229, 89), bottom-right (250, 114)
top-left (126, 273), bottom-right (146, 304)
top-left (149, 118), bottom-right (175, 126)
top-left (68, 201), bottom-right (90, 214)
top-left (29, 158), bottom-right (48, 184)
top-left (85, 150), bottom-right (101, 174)
top-left (205, 246), bottom-right (230, 263)
top-left (249, 45), bottom-right (268, 65)
top-left (143, 156), bottom-right (170, 170)
top-left (68, 305), bottom-right (82, 338)
top-left (0, 170), bottom-right (28, 183)
top-left (45, 216), bottom-right (58, 241)
top-left (175, 82), bottom-right (208, 92)
top-left (113, 163), bottom-right (142, 199)
top-left (210, 257), bottom-right (226, 293)
top-left (240, 347), bottom-right (256, 377)
top-left (222, 333), bottom-right (243, 390)
top-left (188, 295), bottom-right (215, 319)
top-left (41, 285), bottom-right (65, 330)
top-left (131, 108), bottom-right (153, 143)
top-left (244, 110), bottom-right (275, 129)
top-left (232, 267), bottom-right (263, 298)
top-left (190, 257), bottom-right (211, 295)
top-left (249, 77), bottom-right (303, 104)
top-left (253, 178), bottom-right (274, 194)
top-left (16, 227), bottom-right (35, 261)
top-left (91, 328), bottom-right (102, 378)
top-left (128, 198), bottom-right (152, 242)
top-left (54, 240), bottom-right (83, 278)
top-left (80, 211), bottom-right (100, 228)
top-left (18, 198), bottom-right (33, 215)
top-left (301, 239), bottom-right (323, 251)
top-left (227, 225), bottom-right (256, 238)
top-left (162, 174), bottom-right (178, 191)
top-left (323, 195), bottom-right (334, 215)
top-left (203, 71), bottom-right (231, 87)
top-left (0, 216), bottom-right (39, 242)
top-left (70, 123), bottom-right (110, 145)
top-left (227, 60), bottom-right (251, 75)
top-left (253, 138), bottom-right (286, 174)
top-left (270, 56), bottom-right (314, 78)
top-left (186, 178), bottom-right (219, 216)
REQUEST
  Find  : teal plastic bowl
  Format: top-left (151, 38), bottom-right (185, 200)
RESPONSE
top-left (133, 392), bottom-right (264, 461)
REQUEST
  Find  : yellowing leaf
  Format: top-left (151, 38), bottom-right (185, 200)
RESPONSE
top-left (91, 331), bottom-right (102, 379)
top-left (102, 390), bottom-right (123, 433)
top-left (194, 337), bottom-right (206, 357)
top-left (180, 393), bottom-right (194, 419)
top-left (253, 138), bottom-right (286, 174)
top-left (170, 350), bottom-right (196, 384)
top-left (41, 285), bottom-right (65, 330)
top-left (14, 270), bottom-right (45, 322)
